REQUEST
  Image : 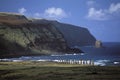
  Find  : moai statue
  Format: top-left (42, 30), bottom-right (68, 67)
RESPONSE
top-left (78, 60), bottom-right (81, 64)
top-left (81, 60), bottom-right (84, 65)
top-left (87, 60), bottom-right (91, 65)
top-left (91, 60), bottom-right (94, 65)
top-left (70, 60), bottom-right (72, 64)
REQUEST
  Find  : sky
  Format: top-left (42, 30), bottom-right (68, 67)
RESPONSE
top-left (0, 0), bottom-right (120, 42)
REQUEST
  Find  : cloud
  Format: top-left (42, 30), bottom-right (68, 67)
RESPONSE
top-left (34, 13), bottom-right (40, 17)
top-left (18, 7), bottom-right (26, 14)
top-left (109, 3), bottom-right (120, 13)
top-left (33, 7), bottom-right (68, 20)
top-left (87, 7), bottom-right (107, 20)
top-left (87, 0), bottom-right (95, 6)
top-left (18, 7), bottom-right (69, 20)
top-left (33, 13), bottom-right (43, 19)
top-left (44, 7), bottom-right (67, 19)
top-left (86, 3), bottom-right (120, 20)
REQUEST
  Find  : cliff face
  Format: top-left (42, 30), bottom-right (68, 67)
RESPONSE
top-left (52, 22), bottom-right (96, 47)
top-left (29, 20), bottom-right (96, 47)
top-left (0, 13), bottom-right (80, 58)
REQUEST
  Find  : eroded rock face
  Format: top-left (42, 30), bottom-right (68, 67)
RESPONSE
top-left (0, 12), bottom-right (81, 58)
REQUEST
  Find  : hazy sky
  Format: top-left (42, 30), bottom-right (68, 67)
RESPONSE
top-left (0, 0), bottom-right (120, 42)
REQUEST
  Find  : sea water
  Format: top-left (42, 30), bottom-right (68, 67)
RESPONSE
top-left (1, 42), bottom-right (120, 66)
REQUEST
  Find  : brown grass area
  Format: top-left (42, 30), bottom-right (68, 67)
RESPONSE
top-left (0, 14), bottom-right (29, 25)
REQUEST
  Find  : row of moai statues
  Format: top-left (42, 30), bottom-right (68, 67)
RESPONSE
top-left (53, 59), bottom-right (94, 65)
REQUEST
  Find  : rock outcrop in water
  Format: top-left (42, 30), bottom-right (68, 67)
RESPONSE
top-left (95, 40), bottom-right (102, 48)
top-left (0, 12), bottom-right (83, 58)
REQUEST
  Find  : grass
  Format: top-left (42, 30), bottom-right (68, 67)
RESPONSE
top-left (0, 61), bottom-right (120, 80)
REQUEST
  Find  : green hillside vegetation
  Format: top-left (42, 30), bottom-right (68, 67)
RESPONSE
top-left (0, 61), bottom-right (120, 80)
top-left (0, 12), bottom-right (82, 58)
top-left (0, 23), bottom-right (70, 58)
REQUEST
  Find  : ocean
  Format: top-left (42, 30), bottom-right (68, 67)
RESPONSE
top-left (1, 42), bottom-right (120, 66)
top-left (79, 42), bottom-right (120, 66)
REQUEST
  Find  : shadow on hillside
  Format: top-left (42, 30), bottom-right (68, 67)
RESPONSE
top-left (0, 37), bottom-right (32, 58)
top-left (55, 23), bottom-right (96, 47)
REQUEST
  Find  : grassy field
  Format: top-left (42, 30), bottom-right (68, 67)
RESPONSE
top-left (0, 61), bottom-right (120, 80)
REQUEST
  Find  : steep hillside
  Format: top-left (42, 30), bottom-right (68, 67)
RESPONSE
top-left (53, 22), bottom-right (96, 47)
top-left (33, 19), bottom-right (96, 47)
top-left (0, 12), bottom-right (82, 58)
